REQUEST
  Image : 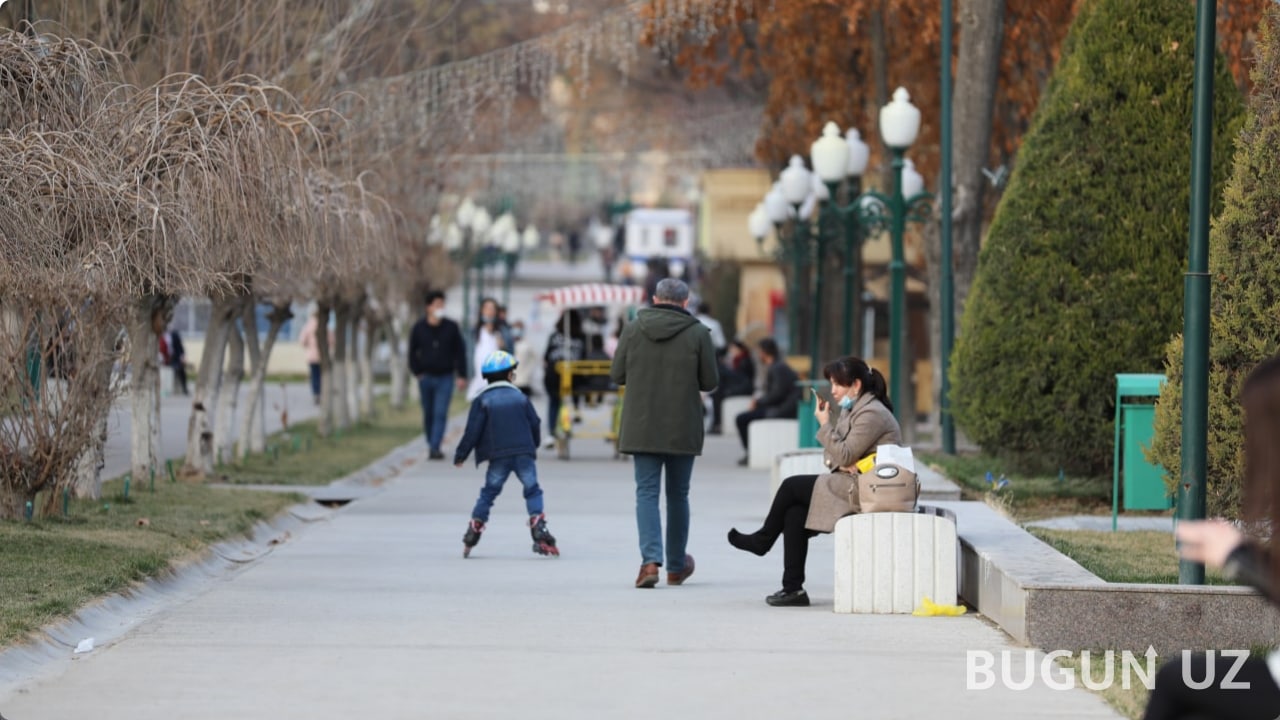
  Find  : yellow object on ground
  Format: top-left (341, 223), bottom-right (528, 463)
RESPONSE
top-left (912, 596), bottom-right (967, 616)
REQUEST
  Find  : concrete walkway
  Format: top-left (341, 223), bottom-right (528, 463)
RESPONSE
top-left (1, 403), bottom-right (1122, 720)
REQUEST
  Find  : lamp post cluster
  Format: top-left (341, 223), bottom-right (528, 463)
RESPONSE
top-left (429, 196), bottom-right (540, 331)
top-left (746, 87), bottom-right (932, 423)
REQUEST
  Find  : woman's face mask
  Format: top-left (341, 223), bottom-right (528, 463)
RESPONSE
top-left (839, 395), bottom-right (854, 410)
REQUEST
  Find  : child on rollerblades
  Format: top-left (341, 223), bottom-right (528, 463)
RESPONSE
top-left (454, 350), bottom-right (558, 558)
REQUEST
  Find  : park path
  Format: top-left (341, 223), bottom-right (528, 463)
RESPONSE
top-left (1, 257), bottom-right (1126, 719)
top-left (1, 416), bottom-right (1121, 720)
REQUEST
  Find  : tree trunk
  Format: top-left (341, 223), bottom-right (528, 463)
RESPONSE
top-left (184, 297), bottom-right (237, 477)
top-left (346, 307), bottom-right (363, 423)
top-left (360, 317), bottom-right (377, 420)
top-left (214, 318), bottom-right (245, 467)
top-left (388, 301), bottom-right (410, 410)
top-left (316, 301), bottom-right (334, 438)
top-left (239, 302), bottom-right (290, 460)
top-left (127, 296), bottom-right (162, 487)
top-left (952, 0), bottom-right (1004, 319)
top-left (332, 303), bottom-right (351, 431)
top-left (72, 330), bottom-right (118, 499)
top-left (924, 0), bottom-right (1006, 443)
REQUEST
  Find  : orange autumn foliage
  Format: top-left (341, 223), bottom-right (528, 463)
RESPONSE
top-left (655, 0), bottom-right (1267, 183)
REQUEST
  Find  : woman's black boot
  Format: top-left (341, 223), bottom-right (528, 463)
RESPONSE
top-left (727, 528), bottom-right (772, 556)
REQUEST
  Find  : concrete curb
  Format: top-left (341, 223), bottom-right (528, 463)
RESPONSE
top-left (0, 504), bottom-right (333, 698)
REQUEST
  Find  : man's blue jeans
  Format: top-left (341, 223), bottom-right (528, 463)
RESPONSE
top-left (418, 373), bottom-right (454, 453)
top-left (633, 453), bottom-right (695, 572)
top-left (471, 454), bottom-right (544, 523)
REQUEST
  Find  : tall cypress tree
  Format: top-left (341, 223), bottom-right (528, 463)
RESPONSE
top-left (950, 0), bottom-right (1242, 474)
top-left (1148, 6), bottom-right (1280, 518)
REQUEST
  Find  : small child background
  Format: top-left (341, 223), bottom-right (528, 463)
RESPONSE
top-left (454, 350), bottom-right (559, 557)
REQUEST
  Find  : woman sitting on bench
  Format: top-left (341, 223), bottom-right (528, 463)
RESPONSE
top-left (726, 355), bottom-right (900, 607)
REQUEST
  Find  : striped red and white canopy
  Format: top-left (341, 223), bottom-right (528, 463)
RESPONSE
top-left (537, 283), bottom-right (645, 308)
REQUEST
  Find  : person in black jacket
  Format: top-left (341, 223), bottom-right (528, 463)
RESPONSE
top-left (1142, 354), bottom-right (1280, 720)
top-left (408, 290), bottom-right (468, 460)
top-left (734, 337), bottom-right (801, 466)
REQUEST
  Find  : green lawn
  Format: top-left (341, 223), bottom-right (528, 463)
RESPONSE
top-left (1027, 528), bottom-right (1231, 585)
top-left (0, 479), bottom-right (301, 646)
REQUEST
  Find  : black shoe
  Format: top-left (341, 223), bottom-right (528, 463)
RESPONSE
top-left (727, 528), bottom-right (770, 556)
top-left (429, 450), bottom-right (445, 460)
top-left (766, 589), bottom-right (810, 607)
top-left (737, 455), bottom-right (749, 467)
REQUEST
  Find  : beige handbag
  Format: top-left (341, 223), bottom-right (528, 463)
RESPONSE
top-left (857, 463), bottom-right (920, 513)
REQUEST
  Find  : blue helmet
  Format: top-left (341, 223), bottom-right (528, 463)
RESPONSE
top-left (481, 350), bottom-right (517, 375)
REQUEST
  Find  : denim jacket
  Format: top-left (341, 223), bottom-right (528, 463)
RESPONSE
top-left (453, 382), bottom-right (542, 466)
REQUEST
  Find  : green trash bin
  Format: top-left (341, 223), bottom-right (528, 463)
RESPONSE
top-left (1112, 373), bottom-right (1173, 529)
top-left (795, 380), bottom-right (829, 449)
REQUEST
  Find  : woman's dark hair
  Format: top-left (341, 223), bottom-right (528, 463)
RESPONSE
top-left (473, 297), bottom-right (500, 336)
top-left (1241, 354), bottom-right (1280, 585)
top-left (822, 356), bottom-right (893, 414)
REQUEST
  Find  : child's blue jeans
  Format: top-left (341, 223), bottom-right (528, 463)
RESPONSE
top-left (471, 453), bottom-right (543, 523)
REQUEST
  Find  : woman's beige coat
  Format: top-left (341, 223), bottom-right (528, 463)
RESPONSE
top-left (804, 392), bottom-right (902, 532)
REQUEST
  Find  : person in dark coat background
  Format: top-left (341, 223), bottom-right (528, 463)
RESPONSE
top-left (734, 337), bottom-right (801, 466)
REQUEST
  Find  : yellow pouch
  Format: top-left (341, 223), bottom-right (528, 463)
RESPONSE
top-left (855, 453), bottom-right (877, 474)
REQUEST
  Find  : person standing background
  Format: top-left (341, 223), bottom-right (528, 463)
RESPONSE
top-left (610, 278), bottom-right (718, 589)
top-left (408, 290), bottom-right (467, 460)
top-left (165, 323), bottom-right (190, 397)
top-left (468, 298), bottom-right (507, 402)
top-left (298, 309), bottom-right (322, 405)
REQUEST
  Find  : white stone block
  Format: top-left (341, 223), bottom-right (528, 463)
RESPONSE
top-left (722, 396), bottom-right (753, 429)
top-left (771, 450), bottom-right (828, 501)
top-left (748, 419), bottom-right (798, 470)
top-left (160, 366), bottom-right (174, 398)
top-left (833, 512), bottom-right (958, 614)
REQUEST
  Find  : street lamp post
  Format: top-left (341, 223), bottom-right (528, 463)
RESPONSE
top-left (801, 88), bottom-right (929, 423)
top-left (811, 123), bottom-right (872, 359)
top-left (780, 156), bottom-right (816, 375)
top-left (879, 89), bottom-right (925, 421)
top-left (471, 207), bottom-right (493, 317)
top-left (455, 198), bottom-right (477, 332)
top-left (501, 225), bottom-right (522, 308)
top-left (762, 182), bottom-right (799, 354)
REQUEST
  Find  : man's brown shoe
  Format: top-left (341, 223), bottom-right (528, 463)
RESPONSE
top-left (635, 562), bottom-right (660, 588)
top-left (667, 554), bottom-right (696, 586)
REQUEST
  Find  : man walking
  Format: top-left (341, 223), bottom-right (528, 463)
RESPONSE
top-left (611, 278), bottom-right (718, 589)
top-left (408, 290), bottom-right (468, 460)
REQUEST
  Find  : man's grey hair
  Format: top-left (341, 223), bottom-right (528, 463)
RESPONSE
top-left (654, 278), bottom-right (690, 304)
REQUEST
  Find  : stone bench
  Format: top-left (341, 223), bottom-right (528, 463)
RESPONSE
top-left (771, 450), bottom-right (965, 502)
top-left (833, 506), bottom-right (958, 614)
top-left (748, 419), bottom-right (799, 470)
top-left (771, 449), bottom-right (828, 500)
top-left (721, 396), bottom-right (754, 433)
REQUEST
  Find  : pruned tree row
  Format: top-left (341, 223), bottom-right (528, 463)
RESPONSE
top-left (0, 29), bottom-right (395, 518)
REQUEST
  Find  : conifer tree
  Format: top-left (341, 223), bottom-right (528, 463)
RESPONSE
top-left (951, 0), bottom-right (1242, 473)
top-left (1148, 6), bottom-right (1280, 518)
